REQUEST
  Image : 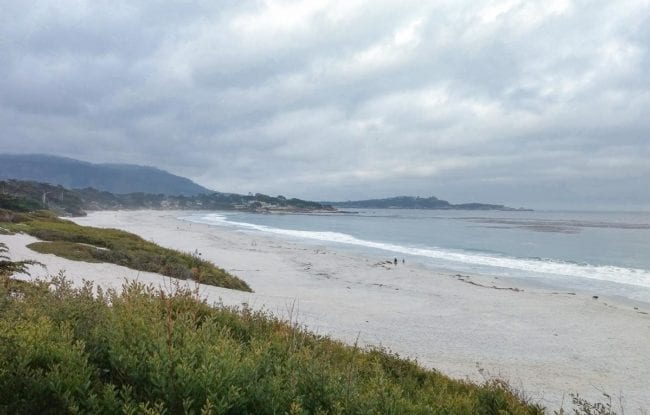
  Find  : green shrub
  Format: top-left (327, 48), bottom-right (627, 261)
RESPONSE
top-left (27, 241), bottom-right (104, 263)
top-left (0, 193), bottom-right (45, 212)
top-left (0, 276), bottom-right (546, 414)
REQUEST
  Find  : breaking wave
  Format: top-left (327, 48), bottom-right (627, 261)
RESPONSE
top-left (184, 213), bottom-right (650, 289)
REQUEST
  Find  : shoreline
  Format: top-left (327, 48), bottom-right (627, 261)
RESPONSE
top-left (181, 208), bottom-right (650, 307)
top-left (3, 209), bottom-right (649, 412)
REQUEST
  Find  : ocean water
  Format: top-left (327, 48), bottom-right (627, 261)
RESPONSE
top-left (181, 209), bottom-right (650, 303)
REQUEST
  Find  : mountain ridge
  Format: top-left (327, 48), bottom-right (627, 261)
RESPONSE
top-left (0, 154), bottom-right (210, 196)
top-left (1, 154), bottom-right (528, 211)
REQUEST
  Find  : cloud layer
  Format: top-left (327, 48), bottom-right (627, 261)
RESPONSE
top-left (1, 0), bottom-right (649, 208)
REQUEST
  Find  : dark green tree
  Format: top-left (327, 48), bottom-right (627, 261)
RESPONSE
top-left (0, 242), bottom-right (41, 286)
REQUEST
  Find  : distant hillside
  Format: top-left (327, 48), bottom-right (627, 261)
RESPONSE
top-left (76, 188), bottom-right (335, 213)
top-left (328, 196), bottom-right (529, 211)
top-left (0, 154), bottom-right (210, 196)
top-left (0, 180), bottom-right (85, 216)
top-left (1, 180), bottom-right (334, 215)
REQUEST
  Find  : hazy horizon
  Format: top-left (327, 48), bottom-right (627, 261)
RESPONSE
top-left (5, 151), bottom-right (650, 212)
top-left (2, 1), bottom-right (649, 210)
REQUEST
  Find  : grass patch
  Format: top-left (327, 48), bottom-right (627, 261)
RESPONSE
top-left (0, 276), bottom-right (546, 414)
top-left (27, 241), bottom-right (105, 263)
top-left (1, 210), bottom-right (251, 292)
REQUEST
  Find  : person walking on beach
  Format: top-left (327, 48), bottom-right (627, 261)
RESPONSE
top-left (394, 258), bottom-right (398, 265)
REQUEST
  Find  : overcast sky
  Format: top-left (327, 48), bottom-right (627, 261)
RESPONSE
top-left (1, 0), bottom-right (649, 209)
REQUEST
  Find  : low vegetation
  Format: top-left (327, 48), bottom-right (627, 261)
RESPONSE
top-left (0, 274), bottom-right (546, 414)
top-left (0, 209), bottom-right (250, 292)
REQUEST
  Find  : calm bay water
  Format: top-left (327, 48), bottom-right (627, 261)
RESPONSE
top-left (182, 209), bottom-right (650, 303)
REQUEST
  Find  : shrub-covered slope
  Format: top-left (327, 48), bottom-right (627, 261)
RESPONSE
top-left (0, 276), bottom-right (544, 414)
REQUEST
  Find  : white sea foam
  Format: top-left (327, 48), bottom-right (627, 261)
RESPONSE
top-left (183, 213), bottom-right (650, 289)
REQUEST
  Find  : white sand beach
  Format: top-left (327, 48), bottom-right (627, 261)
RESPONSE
top-left (3, 210), bottom-right (649, 412)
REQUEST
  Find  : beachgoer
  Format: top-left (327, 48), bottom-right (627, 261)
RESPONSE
top-left (394, 258), bottom-right (398, 265)
top-left (402, 258), bottom-right (405, 264)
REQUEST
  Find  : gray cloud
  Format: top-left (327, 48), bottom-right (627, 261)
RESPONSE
top-left (1, 0), bottom-right (649, 209)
